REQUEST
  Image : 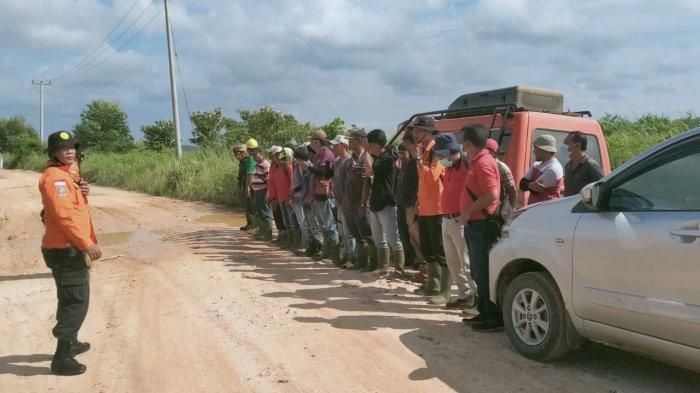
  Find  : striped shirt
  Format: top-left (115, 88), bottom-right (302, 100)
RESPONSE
top-left (251, 159), bottom-right (270, 191)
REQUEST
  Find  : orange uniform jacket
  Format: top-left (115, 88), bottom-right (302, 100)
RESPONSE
top-left (39, 163), bottom-right (97, 250)
top-left (417, 139), bottom-right (445, 216)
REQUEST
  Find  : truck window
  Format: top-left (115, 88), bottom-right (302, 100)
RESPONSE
top-left (532, 129), bottom-right (602, 165)
top-left (489, 128), bottom-right (512, 159)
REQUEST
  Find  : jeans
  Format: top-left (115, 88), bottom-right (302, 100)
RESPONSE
top-left (253, 188), bottom-right (272, 222)
top-left (281, 202), bottom-right (296, 229)
top-left (397, 206), bottom-right (415, 265)
top-left (304, 203), bottom-right (323, 245)
top-left (465, 219), bottom-right (502, 325)
top-left (292, 202), bottom-right (308, 241)
top-left (369, 205), bottom-right (403, 251)
top-left (313, 198), bottom-right (338, 241)
top-left (346, 204), bottom-right (374, 246)
top-left (418, 215), bottom-right (446, 266)
top-left (337, 208), bottom-right (356, 256)
top-left (442, 217), bottom-right (476, 299)
top-left (240, 188), bottom-right (256, 226)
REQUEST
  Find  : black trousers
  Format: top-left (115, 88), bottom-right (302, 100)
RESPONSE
top-left (418, 215), bottom-right (446, 267)
top-left (465, 220), bottom-right (502, 325)
top-left (345, 204), bottom-right (374, 246)
top-left (42, 247), bottom-right (90, 342)
top-left (272, 203), bottom-right (286, 231)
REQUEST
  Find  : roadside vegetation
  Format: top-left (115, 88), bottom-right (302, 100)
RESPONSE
top-left (2, 99), bottom-right (698, 208)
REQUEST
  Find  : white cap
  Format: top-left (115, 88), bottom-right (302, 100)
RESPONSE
top-left (267, 145), bottom-right (283, 154)
top-left (329, 134), bottom-right (349, 146)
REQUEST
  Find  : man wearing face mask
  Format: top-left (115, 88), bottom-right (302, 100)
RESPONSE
top-left (563, 131), bottom-right (603, 196)
top-left (431, 133), bottom-right (477, 308)
top-left (411, 116), bottom-right (447, 297)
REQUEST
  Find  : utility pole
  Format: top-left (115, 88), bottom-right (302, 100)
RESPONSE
top-left (163, 0), bottom-right (182, 159)
top-left (32, 80), bottom-right (51, 141)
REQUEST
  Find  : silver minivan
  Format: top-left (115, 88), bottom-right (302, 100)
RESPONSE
top-left (489, 127), bottom-right (700, 372)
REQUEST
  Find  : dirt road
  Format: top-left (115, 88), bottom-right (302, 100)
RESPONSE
top-left (1, 170), bottom-right (697, 392)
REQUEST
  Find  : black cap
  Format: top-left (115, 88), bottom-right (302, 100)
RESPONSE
top-left (47, 131), bottom-right (80, 156)
top-left (348, 127), bottom-right (367, 139)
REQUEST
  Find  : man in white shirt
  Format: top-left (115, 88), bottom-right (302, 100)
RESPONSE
top-left (519, 134), bottom-right (564, 205)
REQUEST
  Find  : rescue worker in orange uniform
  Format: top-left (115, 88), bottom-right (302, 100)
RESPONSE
top-left (39, 131), bottom-right (102, 376)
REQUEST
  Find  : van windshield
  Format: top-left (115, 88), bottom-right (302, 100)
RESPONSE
top-left (532, 129), bottom-right (602, 165)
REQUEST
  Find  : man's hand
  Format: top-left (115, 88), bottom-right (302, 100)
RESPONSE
top-left (85, 244), bottom-right (102, 262)
top-left (78, 180), bottom-right (90, 196)
top-left (244, 188), bottom-right (251, 198)
top-left (412, 144), bottom-right (421, 160)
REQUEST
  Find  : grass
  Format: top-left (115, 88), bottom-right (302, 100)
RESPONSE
top-left (7, 147), bottom-right (242, 207)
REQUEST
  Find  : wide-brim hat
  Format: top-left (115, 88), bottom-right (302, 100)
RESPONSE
top-left (534, 134), bottom-right (557, 153)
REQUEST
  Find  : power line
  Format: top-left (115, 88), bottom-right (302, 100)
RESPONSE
top-left (0, 84), bottom-right (35, 108)
top-left (48, 0), bottom-right (142, 81)
top-left (170, 21), bottom-right (192, 121)
top-left (54, 0), bottom-right (158, 83)
top-left (59, 6), bottom-right (164, 82)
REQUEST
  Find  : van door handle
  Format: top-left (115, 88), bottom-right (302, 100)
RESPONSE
top-left (671, 221), bottom-right (700, 243)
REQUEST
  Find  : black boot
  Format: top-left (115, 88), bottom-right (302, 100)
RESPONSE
top-left (70, 340), bottom-right (91, 356)
top-left (51, 340), bottom-right (87, 376)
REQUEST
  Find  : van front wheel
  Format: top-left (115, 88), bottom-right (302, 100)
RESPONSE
top-left (503, 272), bottom-right (569, 361)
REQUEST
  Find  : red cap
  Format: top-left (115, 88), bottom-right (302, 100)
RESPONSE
top-left (486, 138), bottom-right (499, 153)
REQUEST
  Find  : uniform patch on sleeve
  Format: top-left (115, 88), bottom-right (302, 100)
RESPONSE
top-left (54, 180), bottom-right (69, 198)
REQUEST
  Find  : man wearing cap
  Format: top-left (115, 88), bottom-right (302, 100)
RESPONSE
top-left (344, 128), bottom-right (375, 270)
top-left (431, 133), bottom-right (476, 308)
top-left (366, 129), bottom-right (405, 275)
top-left (249, 145), bottom-right (273, 240)
top-left (330, 134), bottom-right (355, 266)
top-left (234, 144), bottom-right (256, 231)
top-left (244, 138), bottom-right (261, 233)
top-left (562, 131), bottom-right (604, 197)
top-left (40, 131), bottom-right (102, 375)
top-left (396, 139), bottom-right (424, 273)
top-left (486, 139), bottom-right (518, 214)
top-left (291, 146), bottom-right (313, 255)
top-left (411, 116), bottom-right (447, 297)
top-left (308, 130), bottom-right (339, 260)
top-left (519, 134), bottom-right (564, 205)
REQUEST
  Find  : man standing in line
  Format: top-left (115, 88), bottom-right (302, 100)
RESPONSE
top-left (431, 133), bottom-right (476, 308)
top-left (291, 146), bottom-right (313, 256)
top-left (366, 129), bottom-right (405, 276)
top-left (244, 138), bottom-right (261, 233)
top-left (308, 130), bottom-right (339, 260)
top-left (460, 124), bottom-right (502, 332)
top-left (412, 116), bottom-right (447, 297)
top-left (330, 134), bottom-right (355, 267)
top-left (40, 131), bottom-right (102, 375)
top-left (234, 144), bottom-right (256, 231)
top-left (519, 134), bottom-right (564, 205)
top-left (563, 131), bottom-right (604, 196)
top-left (249, 145), bottom-right (273, 240)
top-left (395, 141), bottom-right (424, 274)
top-left (344, 128), bottom-right (375, 270)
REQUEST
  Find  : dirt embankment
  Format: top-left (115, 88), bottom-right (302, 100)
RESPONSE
top-left (1, 170), bottom-right (698, 392)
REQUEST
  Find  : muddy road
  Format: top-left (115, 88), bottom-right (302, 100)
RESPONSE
top-left (0, 170), bottom-right (697, 392)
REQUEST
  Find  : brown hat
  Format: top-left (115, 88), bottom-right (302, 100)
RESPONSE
top-left (310, 130), bottom-right (327, 141)
top-left (413, 115), bottom-right (436, 132)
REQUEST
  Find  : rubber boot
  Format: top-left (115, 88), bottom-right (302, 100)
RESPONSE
top-left (362, 246), bottom-right (378, 272)
top-left (260, 220), bottom-right (273, 241)
top-left (331, 242), bottom-right (343, 267)
top-left (293, 230), bottom-right (306, 255)
top-left (305, 239), bottom-right (320, 258)
top-left (429, 266), bottom-right (453, 304)
top-left (51, 341), bottom-right (86, 376)
top-left (273, 229), bottom-right (285, 244)
top-left (348, 242), bottom-right (367, 270)
top-left (391, 250), bottom-right (406, 277)
top-left (374, 247), bottom-right (391, 275)
top-left (284, 230), bottom-right (296, 250)
top-left (414, 263), bottom-right (441, 295)
top-left (252, 216), bottom-right (263, 239)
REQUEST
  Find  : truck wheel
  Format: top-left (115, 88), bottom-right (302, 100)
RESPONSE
top-left (503, 271), bottom-right (570, 361)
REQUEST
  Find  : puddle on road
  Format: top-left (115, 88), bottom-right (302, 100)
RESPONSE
top-left (196, 213), bottom-right (246, 227)
top-left (98, 230), bottom-right (172, 246)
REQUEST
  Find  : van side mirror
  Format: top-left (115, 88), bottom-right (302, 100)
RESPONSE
top-left (580, 182), bottom-right (605, 211)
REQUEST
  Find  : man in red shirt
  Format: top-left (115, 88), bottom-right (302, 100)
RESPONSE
top-left (459, 124), bottom-right (503, 332)
top-left (431, 133), bottom-right (476, 308)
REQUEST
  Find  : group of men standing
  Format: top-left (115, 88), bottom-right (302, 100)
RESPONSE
top-left (233, 116), bottom-right (604, 332)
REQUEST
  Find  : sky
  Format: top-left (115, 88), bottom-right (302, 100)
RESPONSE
top-left (1, 0), bottom-right (699, 143)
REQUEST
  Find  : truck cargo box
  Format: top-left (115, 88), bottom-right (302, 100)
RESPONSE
top-left (447, 85), bottom-right (564, 113)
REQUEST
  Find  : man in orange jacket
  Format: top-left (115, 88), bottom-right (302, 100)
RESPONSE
top-left (39, 131), bottom-right (102, 376)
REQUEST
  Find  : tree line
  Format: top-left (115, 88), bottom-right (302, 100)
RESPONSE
top-left (0, 99), bottom-right (347, 154)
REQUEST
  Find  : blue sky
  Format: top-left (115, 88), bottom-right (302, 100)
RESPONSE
top-left (1, 0), bottom-right (699, 143)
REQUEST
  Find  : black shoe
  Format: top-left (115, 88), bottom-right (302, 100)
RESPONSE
top-left (471, 321), bottom-right (504, 332)
top-left (461, 314), bottom-right (483, 325)
top-left (70, 341), bottom-right (90, 356)
top-left (446, 295), bottom-right (475, 310)
top-left (51, 355), bottom-right (87, 376)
